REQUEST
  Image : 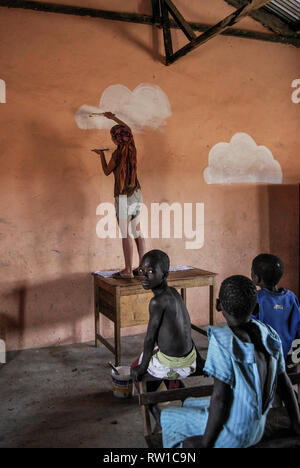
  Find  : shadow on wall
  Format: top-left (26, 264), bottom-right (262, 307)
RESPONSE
top-left (268, 184), bottom-right (299, 295)
top-left (0, 273), bottom-right (94, 353)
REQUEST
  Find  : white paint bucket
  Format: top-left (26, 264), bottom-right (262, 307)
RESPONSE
top-left (111, 366), bottom-right (133, 399)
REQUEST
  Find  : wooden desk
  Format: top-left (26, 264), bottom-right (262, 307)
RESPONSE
top-left (93, 268), bottom-right (217, 366)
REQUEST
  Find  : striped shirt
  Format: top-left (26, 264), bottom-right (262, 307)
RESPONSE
top-left (161, 319), bottom-right (285, 448)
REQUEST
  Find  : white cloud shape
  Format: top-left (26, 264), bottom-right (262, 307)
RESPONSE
top-left (204, 133), bottom-right (283, 185)
top-left (75, 83), bottom-right (171, 132)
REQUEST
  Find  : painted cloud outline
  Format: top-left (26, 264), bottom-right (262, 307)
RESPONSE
top-left (203, 133), bottom-right (283, 185)
top-left (75, 83), bottom-right (171, 132)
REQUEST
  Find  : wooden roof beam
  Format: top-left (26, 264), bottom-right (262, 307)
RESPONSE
top-left (1, 0), bottom-right (299, 62)
top-left (223, 0), bottom-right (300, 36)
top-left (166, 0), bottom-right (273, 65)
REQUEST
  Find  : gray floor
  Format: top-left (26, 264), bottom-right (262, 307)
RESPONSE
top-left (0, 331), bottom-right (209, 448)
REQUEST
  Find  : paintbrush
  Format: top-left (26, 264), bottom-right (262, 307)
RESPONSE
top-left (89, 112), bottom-right (105, 117)
top-left (91, 148), bottom-right (109, 153)
top-left (108, 361), bottom-right (120, 375)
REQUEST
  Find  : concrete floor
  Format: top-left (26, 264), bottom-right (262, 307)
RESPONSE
top-left (0, 331), bottom-right (209, 448)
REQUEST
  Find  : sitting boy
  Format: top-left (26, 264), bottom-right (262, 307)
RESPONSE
top-left (159, 275), bottom-right (300, 448)
top-left (251, 254), bottom-right (300, 360)
top-left (131, 249), bottom-right (203, 389)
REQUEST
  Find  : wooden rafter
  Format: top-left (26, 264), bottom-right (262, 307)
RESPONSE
top-left (1, 0), bottom-right (299, 65)
top-left (224, 0), bottom-right (300, 35)
top-left (163, 0), bottom-right (197, 41)
top-left (151, 0), bottom-right (161, 26)
top-left (162, 0), bottom-right (274, 65)
top-left (161, 0), bottom-right (173, 62)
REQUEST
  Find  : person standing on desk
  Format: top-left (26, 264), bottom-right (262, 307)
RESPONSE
top-left (91, 112), bottom-right (146, 279)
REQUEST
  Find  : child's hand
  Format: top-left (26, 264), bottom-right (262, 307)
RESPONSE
top-left (102, 112), bottom-right (116, 120)
top-left (91, 149), bottom-right (109, 155)
top-left (131, 364), bottom-right (146, 382)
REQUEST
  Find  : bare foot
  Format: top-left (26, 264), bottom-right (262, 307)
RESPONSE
top-left (112, 269), bottom-right (134, 279)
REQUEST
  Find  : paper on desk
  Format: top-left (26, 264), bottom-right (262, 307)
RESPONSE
top-left (94, 270), bottom-right (120, 278)
top-left (169, 266), bottom-right (194, 272)
top-left (94, 266), bottom-right (194, 278)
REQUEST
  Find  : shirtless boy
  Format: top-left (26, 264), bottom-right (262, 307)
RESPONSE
top-left (131, 250), bottom-right (201, 385)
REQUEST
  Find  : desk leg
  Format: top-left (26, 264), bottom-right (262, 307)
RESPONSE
top-left (209, 278), bottom-right (217, 326)
top-left (94, 283), bottom-right (100, 347)
top-left (114, 288), bottom-right (121, 367)
top-left (181, 288), bottom-right (187, 305)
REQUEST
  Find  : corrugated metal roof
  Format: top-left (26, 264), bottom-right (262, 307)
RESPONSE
top-left (263, 0), bottom-right (300, 27)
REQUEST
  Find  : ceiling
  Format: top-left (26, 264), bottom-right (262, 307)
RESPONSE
top-left (263, 0), bottom-right (300, 29)
top-left (1, 0), bottom-right (299, 65)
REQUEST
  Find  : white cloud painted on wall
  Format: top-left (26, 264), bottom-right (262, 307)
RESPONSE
top-left (0, 79), bottom-right (6, 103)
top-left (203, 133), bottom-right (283, 185)
top-left (75, 83), bottom-right (171, 132)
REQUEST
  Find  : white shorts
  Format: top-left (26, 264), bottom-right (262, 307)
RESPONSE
top-left (138, 347), bottom-right (197, 380)
top-left (115, 189), bottom-right (143, 219)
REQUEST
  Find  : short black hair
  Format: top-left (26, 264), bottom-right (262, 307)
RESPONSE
top-left (252, 254), bottom-right (284, 286)
top-left (219, 275), bottom-right (257, 319)
top-left (142, 250), bottom-right (170, 275)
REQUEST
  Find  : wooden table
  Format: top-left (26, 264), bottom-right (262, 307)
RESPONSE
top-left (93, 268), bottom-right (217, 366)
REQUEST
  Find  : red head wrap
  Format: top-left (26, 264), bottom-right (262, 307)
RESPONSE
top-left (111, 125), bottom-right (137, 194)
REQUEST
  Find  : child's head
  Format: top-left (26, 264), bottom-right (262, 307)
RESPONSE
top-left (218, 275), bottom-right (257, 326)
top-left (251, 253), bottom-right (284, 288)
top-left (139, 250), bottom-right (170, 290)
top-left (110, 125), bottom-right (132, 146)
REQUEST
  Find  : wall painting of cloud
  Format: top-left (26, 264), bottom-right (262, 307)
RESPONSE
top-left (204, 133), bottom-right (283, 185)
top-left (75, 83), bottom-right (171, 132)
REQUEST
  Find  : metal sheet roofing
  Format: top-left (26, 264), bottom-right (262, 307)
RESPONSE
top-left (263, 0), bottom-right (300, 27)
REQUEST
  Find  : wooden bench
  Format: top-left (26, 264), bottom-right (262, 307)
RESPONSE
top-left (138, 372), bottom-right (300, 449)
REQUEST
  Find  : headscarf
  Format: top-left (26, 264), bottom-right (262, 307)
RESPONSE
top-left (110, 125), bottom-right (137, 194)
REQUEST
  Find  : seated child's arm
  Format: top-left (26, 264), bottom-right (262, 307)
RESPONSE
top-left (103, 112), bottom-right (132, 132)
top-left (131, 298), bottom-right (164, 381)
top-left (201, 377), bottom-right (232, 448)
top-left (183, 378), bottom-right (232, 448)
top-left (251, 302), bottom-right (259, 320)
top-left (277, 372), bottom-right (300, 435)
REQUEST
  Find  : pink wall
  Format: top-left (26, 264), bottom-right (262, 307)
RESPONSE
top-left (0, 1), bottom-right (299, 350)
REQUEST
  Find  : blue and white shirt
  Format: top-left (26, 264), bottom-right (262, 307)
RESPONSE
top-left (161, 319), bottom-right (285, 448)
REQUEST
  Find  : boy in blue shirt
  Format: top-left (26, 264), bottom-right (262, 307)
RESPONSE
top-left (251, 254), bottom-right (300, 359)
top-left (160, 276), bottom-right (300, 448)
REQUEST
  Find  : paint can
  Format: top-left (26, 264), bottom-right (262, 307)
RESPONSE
top-left (111, 366), bottom-right (133, 399)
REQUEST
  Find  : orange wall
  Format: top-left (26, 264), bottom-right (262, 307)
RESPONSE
top-left (0, 1), bottom-right (299, 351)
